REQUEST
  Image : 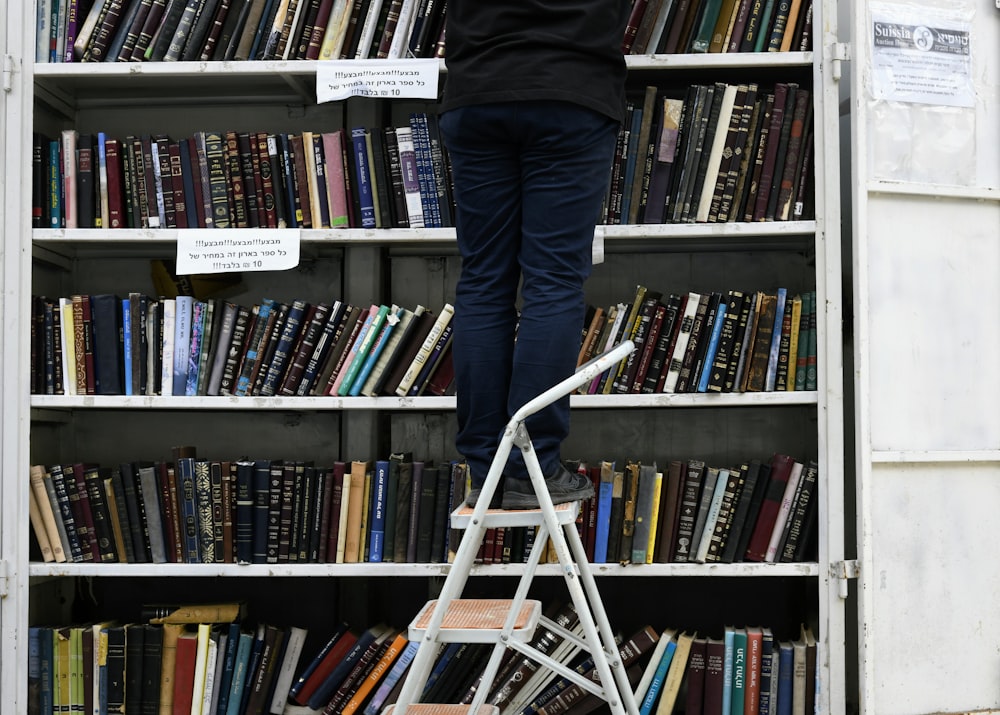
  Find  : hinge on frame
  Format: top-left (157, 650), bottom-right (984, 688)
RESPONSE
top-left (0, 559), bottom-right (8, 598)
top-left (830, 42), bottom-right (852, 82)
top-left (2, 54), bottom-right (14, 93)
top-left (831, 559), bottom-right (859, 599)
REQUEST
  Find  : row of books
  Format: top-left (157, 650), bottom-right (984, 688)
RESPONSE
top-left (612, 81), bottom-right (814, 227)
top-left (623, 0), bottom-right (814, 56)
top-left (38, 0), bottom-right (450, 64)
top-left (580, 287), bottom-right (818, 396)
top-left (34, 115), bottom-right (452, 231)
top-left (38, 0), bottom-right (815, 66)
top-left (28, 448), bottom-right (817, 567)
top-left (28, 604), bottom-right (318, 715)
top-left (36, 79), bottom-right (812, 232)
top-left (574, 453), bottom-right (818, 566)
top-left (29, 600), bottom-right (820, 715)
top-left (29, 292), bottom-right (456, 399)
top-left (28, 455), bottom-right (468, 566)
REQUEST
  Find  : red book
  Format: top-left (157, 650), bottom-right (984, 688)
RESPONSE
top-left (702, 636), bottom-right (726, 715)
top-left (744, 626), bottom-right (763, 715)
top-left (685, 637), bottom-right (708, 715)
top-left (744, 453), bottom-right (796, 562)
top-left (294, 629), bottom-right (360, 706)
top-left (172, 632), bottom-right (198, 715)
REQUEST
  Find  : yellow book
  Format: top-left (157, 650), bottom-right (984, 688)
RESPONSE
top-left (646, 471), bottom-right (664, 564)
top-left (55, 628), bottom-right (71, 715)
top-left (29, 464), bottom-right (67, 563)
top-left (59, 298), bottom-right (77, 395)
top-left (28, 478), bottom-right (56, 563)
top-left (344, 461), bottom-right (370, 563)
top-left (785, 295), bottom-right (803, 391)
top-left (158, 622), bottom-right (185, 715)
top-left (655, 631), bottom-right (696, 715)
top-left (318, 0), bottom-right (353, 59)
top-left (189, 623), bottom-right (213, 715)
top-left (70, 627), bottom-right (84, 715)
top-left (336, 465), bottom-right (353, 563)
top-left (146, 603), bottom-right (246, 624)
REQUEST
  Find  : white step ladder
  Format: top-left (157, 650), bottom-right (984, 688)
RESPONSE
top-left (387, 341), bottom-right (640, 715)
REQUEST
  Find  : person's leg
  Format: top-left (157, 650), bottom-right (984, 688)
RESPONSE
top-left (439, 104), bottom-right (523, 496)
top-left (503, 101), bottom-right (620, 503)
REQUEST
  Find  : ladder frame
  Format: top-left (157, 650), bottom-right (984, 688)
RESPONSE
top-left (393, 341), bottom-right (640, 715)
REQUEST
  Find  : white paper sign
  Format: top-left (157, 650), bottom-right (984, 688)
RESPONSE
top-left (316, 59), bottom-right (440, 103)
top-left (870, 4), bottom-right (974, 107)
top-left (175, 229), bottom-right (301, 275)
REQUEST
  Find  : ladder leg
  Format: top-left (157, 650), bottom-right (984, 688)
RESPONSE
top-left (564, 522), bottom-right (640, 715)
top-left (519, 442), bottom-right (634, 715)
top-left (393, 430), bottom-right (517, 715)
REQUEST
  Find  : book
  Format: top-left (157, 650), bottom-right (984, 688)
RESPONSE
top-left (744, 453), bottom-right (796, 562)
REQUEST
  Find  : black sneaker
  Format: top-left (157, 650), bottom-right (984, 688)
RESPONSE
top-left (465, 485), bottom-right (503, 508)
top-left (501, 465), bottom-right (594, 510)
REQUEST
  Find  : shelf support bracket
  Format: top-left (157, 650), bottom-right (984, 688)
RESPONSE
top-left (831, 559), bottom-right (859, 599)
top-left (2, 54), bottom-right (14, 93)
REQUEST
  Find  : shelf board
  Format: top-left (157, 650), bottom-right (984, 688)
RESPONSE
top-left (29, 561), bottom-right (819, 578)
top-left (32, 221), bottom-right (817, 260)
top-left (29, 391), bottom-right (817, 411)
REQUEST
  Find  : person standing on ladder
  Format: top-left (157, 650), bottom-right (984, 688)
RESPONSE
top-left (439, 0), bottom-right (631, 510)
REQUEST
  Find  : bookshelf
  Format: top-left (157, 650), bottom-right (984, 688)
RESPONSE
top-left (1, 2), bottom-right (846, 714)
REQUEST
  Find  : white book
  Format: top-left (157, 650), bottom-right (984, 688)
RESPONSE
top-left (148, 139), bottom-right (164, 228)
top-left (395, 303), bottom-right (454, 396)
top-left (269, 626), bottom-right (309, 714)
top-left (354, 0), bottom-right (385, 58)
top-left (96, 132), bottom-right (110, 228)
top-left (61, 130), bottom-right (77, 229)
top-left (663, 292), bottom-right (702, 393)
top-left (765, 460), bottom-right (804, 562)
top-left (393, 126), bottom-right (425, 228)
top-left (160, 298), bottom-right (176, 396)
top-left (336, 474), bottom-right (352, 563)
top-left (633, 627), bottom-right (673, 703)
top-left (389, 0), bottom-right (420, 58)
top-left (190, 623), bottom-right (213, 715)
top-left (695, 83), bottom-right (738, 222)
top-left (36, 0), bottom-right (52, 63)
top-left (200, 631), bottom-right (220, 715)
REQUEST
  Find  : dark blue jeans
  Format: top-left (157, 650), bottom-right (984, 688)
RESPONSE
top-left (439, 101), bottom-right (620, 486)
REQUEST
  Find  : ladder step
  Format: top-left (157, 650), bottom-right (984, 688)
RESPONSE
top-left (409, 599), bottom-right (542, 644)
top-left (383, 705), bottom-right (500, 715)
top-left (450, 501), bottom-right (581, 529)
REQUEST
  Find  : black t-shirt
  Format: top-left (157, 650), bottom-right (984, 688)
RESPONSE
top-left (439, 0), bottom-right (631, 124)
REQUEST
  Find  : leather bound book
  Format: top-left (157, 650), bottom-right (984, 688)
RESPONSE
top-left (744, 453), bottom-right (795, 561)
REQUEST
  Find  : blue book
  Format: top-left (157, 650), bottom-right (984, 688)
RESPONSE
top-left (172, 295), bottom-right (194, 396)
top-left (48, 140), bottom-right (62, 228)
top-left (368, 460), bottom-right (390, 562)
top-left (420, 642), bottom-right (462, 699)
top-left (214, 622), bottom-right (243, 715)
top-left (234, 460), bottom-right (254, 564)
top-left (639, 634), bottom-right (676, 715)
top-left (251, 459), bottom-right (271, 564)
top-left (349, 307), bottom-right (402, 397)
top-left (363, 640), bottom-right (419, 715)
top-left (722, 626), bottom-right (735, 715)
top-left (408, 113), bottom-right (442, 227)
top-left (697, 300), bottom-right (727, 392)
top-left (730, 628), bottom-right (747, 715)
top-left (339, 304), bottom-right (390, 396)
top-left (185, 300), bottom-right (206, 396)
top-left (351, 127), bottom-right (377, 228)
top-left (225, 631), bottom-right (255, 715)
top-left (234, 298), bottom-right (275, 396)
top-left (776, 641), bottom-right (794, 715)
top-left (260, 298), bottom-right (308, 396)
top-left (765, 287), bottom-right (788, 391)
top-left (176, 457), bottom-right (200, 563)
top-left (121, 299), bottom-right (133, 395)
top-left (593, 463), bottom-right (615, 563)
top-left (619, 105), bottom-right (645, 222)
top-left (758, 628), bottom-right (775, 715)
top-left (29, 626), bottom-right (44, 715)
top-left (240, 626), bottom-right (268, 711)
